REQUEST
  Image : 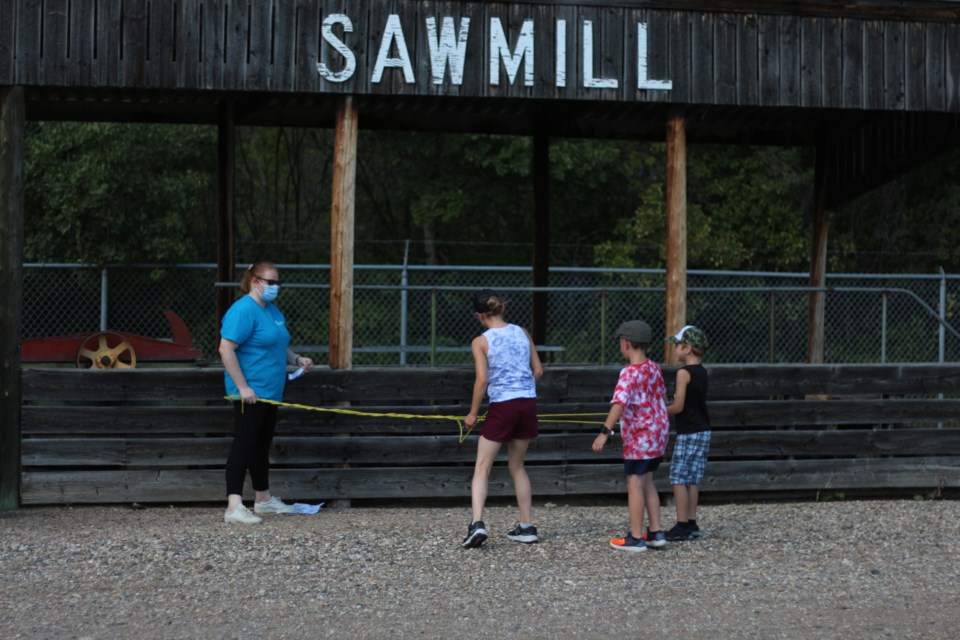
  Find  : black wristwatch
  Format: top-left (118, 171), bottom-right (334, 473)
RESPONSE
top-left (599, 426), bottom-right (614, 436)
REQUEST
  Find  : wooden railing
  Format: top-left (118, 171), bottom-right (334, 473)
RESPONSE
top-left (19, 364), bottom-right (960, 504)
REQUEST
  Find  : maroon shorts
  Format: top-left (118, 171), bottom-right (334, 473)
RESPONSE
top-left (480, 397), bottom-right (539, 443)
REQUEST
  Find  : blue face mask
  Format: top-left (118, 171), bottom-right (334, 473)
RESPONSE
top-left (260, 284), bottom-right (279, 302)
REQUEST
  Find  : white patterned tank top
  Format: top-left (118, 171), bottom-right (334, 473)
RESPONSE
top-left (483, 323), bottom-right (537, 403)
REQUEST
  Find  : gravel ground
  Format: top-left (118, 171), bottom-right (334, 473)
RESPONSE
top-left (1, 499), bottom-right (958, 639)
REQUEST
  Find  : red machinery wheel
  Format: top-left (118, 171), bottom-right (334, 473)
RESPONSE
top-left (75, 332), bottom-right (137, 369)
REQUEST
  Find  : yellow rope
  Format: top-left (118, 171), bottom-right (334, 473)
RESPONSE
top-left (227, 395), bottom-right (484, 443)
top-left (226, 397), bottom-right (607, 442)
top-left (535, 412), bottom-right (607, 426)
top-left (538, 413), bottom-right (608, 418)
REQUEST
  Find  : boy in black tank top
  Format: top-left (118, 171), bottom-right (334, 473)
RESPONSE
top-left (665, 326), bottom-right (711, 541)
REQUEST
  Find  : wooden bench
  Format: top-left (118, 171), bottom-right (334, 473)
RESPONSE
top-left (18, 364), bottom-right (960, 504)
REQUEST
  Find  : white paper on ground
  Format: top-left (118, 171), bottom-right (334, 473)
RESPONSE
top-left (290, 502), bottom-right (325, 515)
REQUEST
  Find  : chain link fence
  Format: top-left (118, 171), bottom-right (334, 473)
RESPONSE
top-left (22, 264), bottom-right (960, 366)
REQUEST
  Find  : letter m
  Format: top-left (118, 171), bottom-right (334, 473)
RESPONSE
top-left (489, 18), bottom-right (534, 86)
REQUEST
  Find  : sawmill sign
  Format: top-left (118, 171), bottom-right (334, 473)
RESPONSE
top-left (314, 5), bottom-right (673, 96)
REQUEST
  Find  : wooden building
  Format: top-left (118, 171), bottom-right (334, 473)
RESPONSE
top-left (3, 0), bottom-right (960, 507)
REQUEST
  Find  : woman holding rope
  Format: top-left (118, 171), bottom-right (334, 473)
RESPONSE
top-left (462, 289), bottom-right (544, 548)
top-left (219, 261), bottom-right (313, 524)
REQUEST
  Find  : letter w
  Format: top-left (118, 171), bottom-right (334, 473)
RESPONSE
top-left (426, 17), bottom-right (471, 85)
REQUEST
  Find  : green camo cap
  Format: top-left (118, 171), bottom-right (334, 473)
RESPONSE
top-left (665, 325), bottom-right (709, 352)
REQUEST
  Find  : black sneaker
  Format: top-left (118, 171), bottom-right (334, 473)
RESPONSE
top-left (507, 524), bottom-right (539, 544)
top-left (688, 522), bottom-right (702, 539)
top-left (462, 520), bottom-right (488, 548)
top-left (665, 523), bottom-right (692, 541)
top-left (645, 528), bottom-right (667, 548)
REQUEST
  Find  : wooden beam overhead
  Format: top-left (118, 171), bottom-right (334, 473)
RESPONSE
top-left (823, 112), bottom-right (960, 208)
top-left (5, 2), bottom-right (960, 116)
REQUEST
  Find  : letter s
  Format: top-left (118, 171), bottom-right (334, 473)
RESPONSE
top-left (318, 14), bottom-right (357, 83)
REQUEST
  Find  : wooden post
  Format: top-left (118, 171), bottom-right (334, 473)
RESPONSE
top-left (532, 132), bottom-right (550, 349)
top-left (0, 86), bottom-right (25, 510)
top-left (216, 99), bottom-right (236, 325)
top-left (330, 97), bottom-right (359, 370)
top-left (664, 114), bottom-right (687, 365)
top-left (808, 135), bottom-right (830, 363)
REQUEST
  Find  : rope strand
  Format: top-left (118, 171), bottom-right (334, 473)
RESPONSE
top-left (226, 396), bottom-right (606, 443)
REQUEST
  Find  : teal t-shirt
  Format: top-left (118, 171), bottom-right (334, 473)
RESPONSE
top-left (220, 295), bottom-right (290, 401)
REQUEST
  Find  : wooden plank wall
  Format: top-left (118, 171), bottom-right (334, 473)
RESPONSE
top-left (2, 0), bottom-right (959, 112)
top-left (19, 364), bottom-right (960, 504)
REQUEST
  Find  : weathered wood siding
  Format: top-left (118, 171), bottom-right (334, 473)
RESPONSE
top-left (2, 0), bottom-right (959, 112)
top-left (18, 364), bottom-right (960, 504)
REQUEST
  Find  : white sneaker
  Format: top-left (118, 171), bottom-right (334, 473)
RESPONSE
top-left (224, 504), bottom-right (262, 524)
top-left (254, 496), bottom-right (295, 514)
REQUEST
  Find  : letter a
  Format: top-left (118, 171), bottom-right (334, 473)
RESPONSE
top-left (373, 15), bottom-right (416, 84)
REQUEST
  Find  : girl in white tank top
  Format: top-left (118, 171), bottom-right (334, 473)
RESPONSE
top-left (461, 289), bottom-right (544, 549)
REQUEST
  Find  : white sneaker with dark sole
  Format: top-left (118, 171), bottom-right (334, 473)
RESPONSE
top-left (254, 496), bottom-right (295, 514)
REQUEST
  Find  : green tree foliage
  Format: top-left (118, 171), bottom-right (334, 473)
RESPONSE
top-left (22, 122), bottom-right (960, 273)
top-left (830, 146), bottom-right (960, 273)
top-left (233, 130), bottom-right (677, 266)
top-left (233, 129), bottom-right (539, 265)
top-left (353, 131), bottom-right (535, 265)
top-left (234, 127), bottom-right (334, 263)
top-left (549, 138), bottom-right (664, 265)
top-left (594, 145), bottom-right (814, 270)
top-left (346, 133), bottom-right (675, 266)
top-left (24, 122), bottom-right (216, 264)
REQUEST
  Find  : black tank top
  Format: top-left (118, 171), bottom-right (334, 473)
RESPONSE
top-left (675, 364), bottom-right (710, 434)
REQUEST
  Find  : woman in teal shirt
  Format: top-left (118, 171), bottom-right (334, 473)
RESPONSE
top-left (219, 261), bottom-right (313, 524)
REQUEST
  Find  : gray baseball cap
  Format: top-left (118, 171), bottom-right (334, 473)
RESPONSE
top-left (616, 320), bottom-right (652, 343)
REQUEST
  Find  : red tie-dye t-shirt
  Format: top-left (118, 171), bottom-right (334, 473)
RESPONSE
top-left (610, 360), bottom-right (670, 460)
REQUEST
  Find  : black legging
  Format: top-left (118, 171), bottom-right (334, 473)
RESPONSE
top-left (225, 401), bottom-right (278, 496)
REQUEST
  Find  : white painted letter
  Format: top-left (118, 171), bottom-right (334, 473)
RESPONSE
top-left (583, 20), bottom-right (618, 89)
top-left (426, 16), bottom-right (471, 85)
top-left (637, 22), bottom-right (672, 90)
top-left (489, 18), bottom-right (534, 86)
top-left (556, 19), bottom-right (567, 88)
top-left (317, 14), bottom-right (356, 83)
top-left (372, 14), bottom-right (415, 84)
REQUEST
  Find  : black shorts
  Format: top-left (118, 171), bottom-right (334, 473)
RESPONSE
top-left (623, 456), bottom-right (662, 476)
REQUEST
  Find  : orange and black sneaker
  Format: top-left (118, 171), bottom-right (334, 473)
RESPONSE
top-left (609, 533), bottom-right (647, 552)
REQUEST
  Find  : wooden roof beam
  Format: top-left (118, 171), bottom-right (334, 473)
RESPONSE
top-left (823, 112), bottom-right (960, 208)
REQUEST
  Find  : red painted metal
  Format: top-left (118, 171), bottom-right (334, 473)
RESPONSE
top-left (21, 310), bottom-right (202, 363)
